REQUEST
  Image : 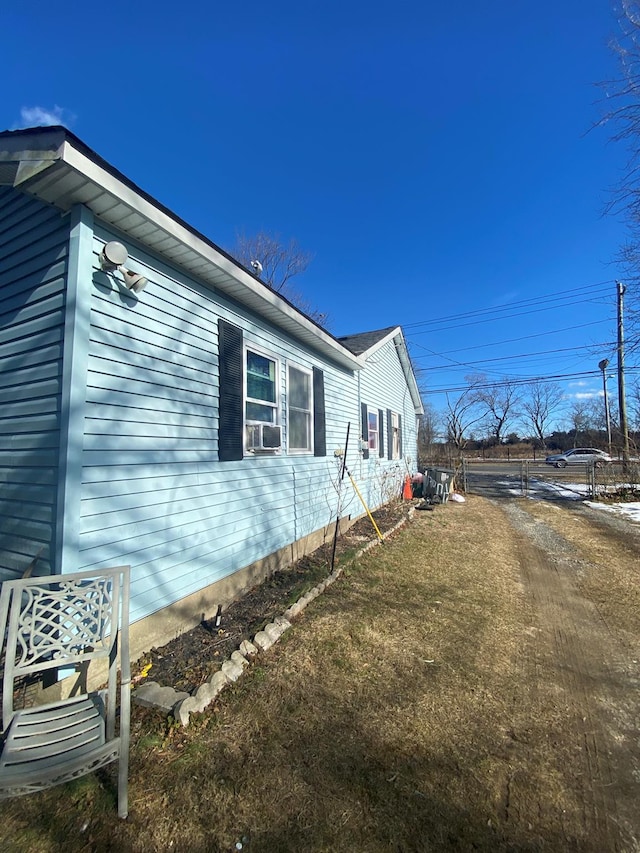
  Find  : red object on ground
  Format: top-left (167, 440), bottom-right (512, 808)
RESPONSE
top-left (402, 475), bottom-right (412, 500)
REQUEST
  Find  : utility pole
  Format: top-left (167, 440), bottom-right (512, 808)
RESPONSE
top-left (617, 281), bottom-right (631, 463)
top-left (598, 358), bottom-right (612, 456)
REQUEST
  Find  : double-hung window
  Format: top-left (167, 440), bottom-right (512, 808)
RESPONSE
top-left (287, 364), bottom-right (313, 453)
top-left (245, 348), bottom-right (281, 451)
top-left (368, 410), bottom-right (379, 451)
top-left (246, 349), bottom-right (278, 423)
top-left (218, 318), bottom-right (327, 461)
top-left (391, 412), bottom-right (400, 459)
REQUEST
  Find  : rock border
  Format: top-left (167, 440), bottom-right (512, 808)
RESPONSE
top-left (133, 508), bottom-right (415, 726)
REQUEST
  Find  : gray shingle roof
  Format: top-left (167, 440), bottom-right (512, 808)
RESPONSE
top-left (337, 326), bottom-right (399, 355)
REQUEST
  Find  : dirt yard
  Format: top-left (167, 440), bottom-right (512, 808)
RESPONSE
top-left (0, 493), bottom-right (638, 852)
top-left (496, 498), bottom-right (640, 851)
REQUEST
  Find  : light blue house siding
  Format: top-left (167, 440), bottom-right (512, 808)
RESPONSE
top-left (360, 333), bottom-right (417, 472)
top-left (76, 226), bottom-right (362, 624)
top-left (358, 333), bottom-right (419, 505)
top-left (0, 126), bottom-right (423, 648)
top-left (338, 327), bottom-right (420, 513)
top-left (0, 188), bottom-right (70, 579)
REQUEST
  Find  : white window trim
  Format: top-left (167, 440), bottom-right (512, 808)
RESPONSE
top-left (244, 344), bottom-right (280, 452)
top-left (391, 411), bottom-right (400, 460)
top-left (368, 409), bottom-right (379, 452)
top-left (287, 362), bottom-right (314, 454)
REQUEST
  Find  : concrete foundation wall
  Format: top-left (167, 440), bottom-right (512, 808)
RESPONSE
top-left (127, 512), bottom-right (354, 663)
top-left (40, 513), bottom-right (356, 703)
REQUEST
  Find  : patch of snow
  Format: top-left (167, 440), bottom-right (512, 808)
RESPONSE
top-left (482, 473), bottom-right (640, 524)
top-left (584, 501), bottom-right (640, 522)
top-left (526, 479), bottom-right (587, 500)
top-left (528, 479), bottom-right (640, 523)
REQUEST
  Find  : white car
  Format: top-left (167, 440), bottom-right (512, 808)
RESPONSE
top-left (544, 448), bottom-right (612, 468)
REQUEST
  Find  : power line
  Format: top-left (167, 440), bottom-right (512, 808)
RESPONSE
top-left (406, 299), bottom-right (613, 336)
top-left (408, 319), bottom-right (614, 357)
top-left (404, 280), bottom-right (613, 333)
top-left (410, 332), bottom-right (616, 382)
top-left (422, 366), bottom-right (640, 395)
top-left (412, 340), bottom-right (617, 369)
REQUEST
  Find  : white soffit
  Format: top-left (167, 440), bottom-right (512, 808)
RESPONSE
top-left (2, 131), bottom-right (362, 372)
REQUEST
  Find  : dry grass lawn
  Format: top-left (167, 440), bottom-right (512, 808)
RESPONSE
top-left (0, 494), bottom-right (636, 852)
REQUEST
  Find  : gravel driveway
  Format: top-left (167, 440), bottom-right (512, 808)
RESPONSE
top-left (487, 491), bottom-right (640, 851)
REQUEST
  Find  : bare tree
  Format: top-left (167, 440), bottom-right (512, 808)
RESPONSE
top-left (568, 400), bottom-right (598, 446)
top-left (521, 380), bottom-right (565, 450)
top-left (597, 3), bottom-right (640, 347)
top-left (444, 388), bottom-right (484, 451)
top-left (229, 231), bottom-right (329, 325)
top-left (629, 377), bottom-right (640, 429)
top-left (231, 231), bottom-right (312, 292)
top-left (470, 377), bottom-right (521, 445)
top-left (418, 403), bottom-right (439, 460)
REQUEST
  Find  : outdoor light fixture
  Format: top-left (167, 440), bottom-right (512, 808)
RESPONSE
top-left (99, 241), bottom-right (128, 271)
top-left (99, 241), bottom-right (148, 293)
top-left (119, 269), bottom-right (148, 293)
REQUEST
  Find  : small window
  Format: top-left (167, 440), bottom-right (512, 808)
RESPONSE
top-left (368, 410), bottom-right (379, 451)
top-left (246, 349), bottom-right (278, 425)
top-left (391, 412), bottom-right (401, 459)
top-left (288, 365), bottom-right (313, 452)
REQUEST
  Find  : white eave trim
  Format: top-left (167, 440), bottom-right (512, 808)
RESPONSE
top-left (1, 135), bottom-right (360, 372)
top-left (58, 141), bottom-right (361, 370)
top-left (359, 327), bottom-right (423, 415)
top-left (394, 336), bottom-right (424, 416)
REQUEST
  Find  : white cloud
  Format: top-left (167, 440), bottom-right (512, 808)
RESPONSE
top-left (14, 105), bottom-right (73, 129)
top-left (574, 391), bottom-right (602, 400)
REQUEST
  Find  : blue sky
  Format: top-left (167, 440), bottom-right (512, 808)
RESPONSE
top-left (1, 1), bottom-right (632, 429)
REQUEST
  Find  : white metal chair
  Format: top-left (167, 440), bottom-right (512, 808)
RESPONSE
top-left (0, 565), bottom-right (131, 818)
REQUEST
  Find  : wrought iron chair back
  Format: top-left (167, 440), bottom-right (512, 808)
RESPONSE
top-left (0, 565), bottom-right (131, 818)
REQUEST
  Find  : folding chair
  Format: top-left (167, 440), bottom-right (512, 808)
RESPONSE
top-left (0, 565), bottom-right (131, 818)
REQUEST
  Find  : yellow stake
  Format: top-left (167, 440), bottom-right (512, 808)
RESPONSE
top-left (347, 470), bottom-right (384, 542)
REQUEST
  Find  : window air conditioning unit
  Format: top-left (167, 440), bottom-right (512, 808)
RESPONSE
top-left (246, 423), bottom-right (282, 451)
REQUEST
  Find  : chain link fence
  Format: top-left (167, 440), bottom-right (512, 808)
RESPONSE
top-left (513, 460), bottom-right (640, 500)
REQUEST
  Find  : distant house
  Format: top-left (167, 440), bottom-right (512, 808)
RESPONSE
top-left (0, 126), bottom-right (423, 660)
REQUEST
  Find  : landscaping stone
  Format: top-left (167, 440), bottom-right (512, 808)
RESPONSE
top-left (133, 681), bottom-right (189, 713)
top-left (283, 602), bottom-right (303, 619)
top-left (231, 650), bottom-right (249, 668)
top-left (239, 639), bottom-right (258, 657)
top-left (253, 630), bottom-right (274, 651)
top-left (195, 681), bottom-right (215, 704)
top-left (264, 622), bottom-right (284, 643)
top-left (221, 659), bottom-right (244, 681)
top-left (173, 695), bottom-right (202, 727)
top-left (208, 670), bottom-right (230, 692)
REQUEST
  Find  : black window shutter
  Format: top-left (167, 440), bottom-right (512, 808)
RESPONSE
top-left (378, 408), bottom-right (384, 457)
top-left (313, 368), bottom-right (326, 457)
top-left (398, 413), bottom-right (403, 459)
top-left (387, 409), bottom-right (393, 459)
top-left (218, 319), bottom-right (244, 461)
top-left (361, 402), bottom-right (369, 460)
